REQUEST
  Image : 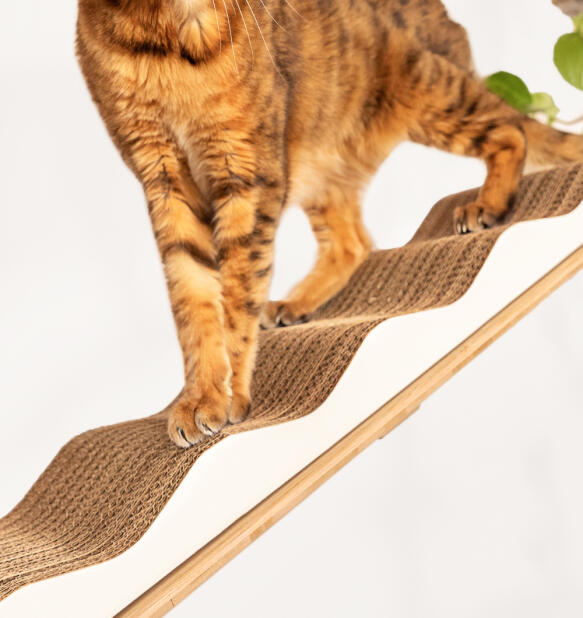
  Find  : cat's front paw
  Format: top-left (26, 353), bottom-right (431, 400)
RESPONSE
top-left (167, 388), bottom-right (231, 448)
top-left (453, 202), bottom-right (500, 234)
top-left (260, 300), bottom-right (309, 329)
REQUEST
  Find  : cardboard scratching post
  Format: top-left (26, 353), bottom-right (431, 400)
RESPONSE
top-left (1, 164), bottom-right (582, 617)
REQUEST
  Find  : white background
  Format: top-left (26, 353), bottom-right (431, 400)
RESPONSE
top-left (0, 1), bottom-right (582, 616)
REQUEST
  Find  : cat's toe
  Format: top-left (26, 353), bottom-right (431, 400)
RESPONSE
top-left (168, 408), bottom-right (204, 448)
top-left (274, 304), bottom-right (306, 327)
top-left (453, 202), bottom-right (498, 234)
top-left (228, 393), bottom-right (251, 424)
top-left (259, 302), bottom-right (278, 329)
top-left (260, 300), bottom-right (286, 328)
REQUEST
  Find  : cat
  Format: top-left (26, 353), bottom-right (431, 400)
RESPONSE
top-left (76, 0), bottom-right (583, 447)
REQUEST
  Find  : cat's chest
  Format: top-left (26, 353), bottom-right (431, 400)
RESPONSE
top-left (125, 56), bottom-right (210, 117)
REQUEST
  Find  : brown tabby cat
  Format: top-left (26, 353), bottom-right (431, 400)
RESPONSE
top-left (76, 0), bottom-right (583, 448)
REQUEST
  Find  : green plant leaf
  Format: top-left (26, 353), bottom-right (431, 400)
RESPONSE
top-left (554, 32), bottom-right (583, 90)
top-left (573, 12), bottom-right (583, 37)
top-left (485, 71), bottom-right (533, 112)
top-left (529, 92), bottom-right (560, 123)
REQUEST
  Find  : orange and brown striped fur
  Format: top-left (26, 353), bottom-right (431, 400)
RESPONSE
top-left (76, 0), bottom-right (583, 447)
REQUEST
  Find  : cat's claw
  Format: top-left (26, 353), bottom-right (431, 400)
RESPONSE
top-left (177, 427), bottom-right (194, 447)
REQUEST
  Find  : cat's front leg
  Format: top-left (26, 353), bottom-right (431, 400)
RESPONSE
top-left (121, 124), bottom-right (233, 447)
top-left (214, 181), bottom-right (285, 424)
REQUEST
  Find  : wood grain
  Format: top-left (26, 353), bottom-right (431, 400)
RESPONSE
top-left (117, 244), bottom-right (583, 618)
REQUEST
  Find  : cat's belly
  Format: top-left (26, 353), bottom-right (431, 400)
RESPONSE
top-left (288, 145), bottom-right (373, 206)
top-left (287, 134), bottom-right (399, 207)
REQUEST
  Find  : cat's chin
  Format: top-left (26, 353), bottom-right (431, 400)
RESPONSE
top-left (171, 0), bottom-right (214, 19)
top-left (172, 0), bottom-right (225, 60)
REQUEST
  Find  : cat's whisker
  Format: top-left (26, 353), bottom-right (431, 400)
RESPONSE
top-left (244, 0), bottom-right (283, 78)
top-left (258, 0), bottom-right (288, 32)
top-left (222, 0), bottom-right (239, 75)
top-left (282, 0), bottom-right (306, 21)
top-left (233, 0), bottom-right (255, 67)
top-left (210, 0), bottom-right (222, 54)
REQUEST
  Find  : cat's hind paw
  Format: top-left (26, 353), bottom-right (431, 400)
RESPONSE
top-left (453, 202), bottom-right (500, 235)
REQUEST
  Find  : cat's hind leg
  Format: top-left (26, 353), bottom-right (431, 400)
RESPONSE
top-left (261, 188), bottom-right (371, 328)
top-left (391, 46), bottom-right (527, 233)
